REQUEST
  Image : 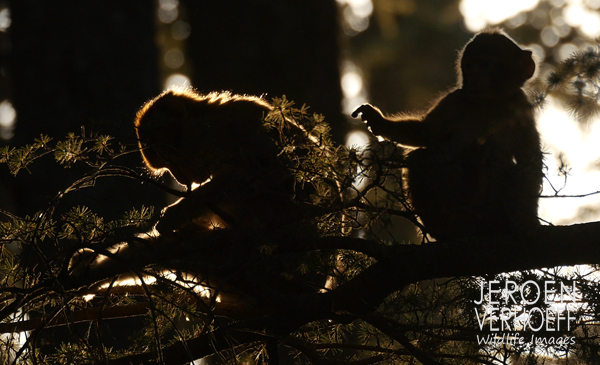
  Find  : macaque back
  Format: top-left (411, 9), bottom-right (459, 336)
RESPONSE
top-left (134, 89), bottom-right (310, 236)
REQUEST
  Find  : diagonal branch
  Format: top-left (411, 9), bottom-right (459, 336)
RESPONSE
top-left (326, 223), bottom-right (600, 313)
top-left (0, 302), bottom-right (151, 333)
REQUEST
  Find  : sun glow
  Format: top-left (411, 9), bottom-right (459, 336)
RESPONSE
top-left (460, 0), bottom-right (540, 32)
top-left (84, 270), bottom-right (217, 302)
top-left (537, 97), bottom-right (600, 225)
top-left (460, 0), bottom-right (600, 38)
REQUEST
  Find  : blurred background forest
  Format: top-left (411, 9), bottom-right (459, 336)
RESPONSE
top-left (0, 0), bottom-right (599, 248)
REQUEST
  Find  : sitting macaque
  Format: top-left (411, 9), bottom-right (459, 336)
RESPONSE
top-left (353, 29), bottom-right (543, 239)
top-left (134, 89), bottom-right (309, 236)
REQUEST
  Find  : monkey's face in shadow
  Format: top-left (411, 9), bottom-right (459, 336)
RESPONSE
top-left (135, 89), bottom-right (278, 188)
top-left (158, 147), bottom-right (227, 187)
top-left (459, 32), bottom-right (535, 102)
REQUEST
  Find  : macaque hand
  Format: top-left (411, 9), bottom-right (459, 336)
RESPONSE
top-left (351, 104), bottom-right (384, 130)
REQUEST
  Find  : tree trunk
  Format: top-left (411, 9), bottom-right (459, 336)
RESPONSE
top-left (183, 0), bottom-right (346, 142)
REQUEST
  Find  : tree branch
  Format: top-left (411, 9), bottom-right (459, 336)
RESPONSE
top-left (0, 302), bottom-right (150, 333)
top-left (326, 223), bottom-right (600, 313)
top-left (362, 313), bottom-right (445, 365)
top-left (66, 222), bottom-right (600, 365)
top-left (107, 328), bottom-right (274, 365)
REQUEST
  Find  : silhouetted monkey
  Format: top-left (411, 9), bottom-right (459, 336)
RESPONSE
top-left (69, 89), bottom-right (323, 293)
top-left (353, 29), bottom-right (543, 239)
top-left (134, 89), bottom-right (308, 236)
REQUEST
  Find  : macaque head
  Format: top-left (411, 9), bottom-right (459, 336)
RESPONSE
top-left (134, 89), bottom-right (274, 186)
top-left (458, 29), bottom-right (536, 99)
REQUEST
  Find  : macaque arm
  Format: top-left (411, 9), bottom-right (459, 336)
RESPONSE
top-left (352, 92), bottom-right (463, 148)
top-left (352, 104), bottom-right (429, 147)
top-left (155, 181), bottom-right (227, 235)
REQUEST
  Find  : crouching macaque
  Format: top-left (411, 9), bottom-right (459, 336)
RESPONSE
top-left (67, 89), bottom-right (331, 297)
top-left (134, 89), bottom-right (310, 237)
top-left (353, 29), bottom-right (543, 239)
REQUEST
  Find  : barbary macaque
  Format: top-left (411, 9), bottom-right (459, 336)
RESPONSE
top-left (68, 89), bottom-right (325, 295)
top-left (353, 29), bottom-right (543, 239)
top-left (134, 89), bottom-right (308, 236)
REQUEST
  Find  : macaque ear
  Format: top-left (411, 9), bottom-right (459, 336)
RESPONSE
top-left (520, 50), bottom-right (536, 80)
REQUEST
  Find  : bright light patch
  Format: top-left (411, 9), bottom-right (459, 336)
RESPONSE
top-left (541, 27), bottom-right (560, 47)
top-left (83, 294), bottom-right (96, 302)
top-left (164, 73), bottom-right (190, 89)
top-left (341, 71), bottom-right (363, 99)
top-left (557, 43), bottom-right (578, 61)
top-left (158, 0), bottom-right (179, 24)
top-left (346, 130), bottom-right (369, 151)
top-left (563, 1), bottom-right (600, 37)
top-left (162, 271), bottom-right (213, 298)
top-left (1, 309), bottom-right (28, 360)
top-left (341, 62), bottom-right (368, 115)
top-left (102, 277), bottom-right (157, 287)
top-left (338, 0), bottom-right (373, 34)
top-left (564, 3), bottom-right (584, 27)
top-left (346, 131), bottom-right (370, 190)
top-left (0, 100), bottom-right (15, 140)
top-left (159, 0), bottom-right (178, 11)
top-left (158, 7), bottom-right (178, 24)
top-left (505, 13), bottom-right (528, 28)
top-left (345, 0), bottom-right (373, 18)
top-left (343, 7), bottom-right (370, 33)
top-left (459, 0), bottom-right (540, 32)
top-left (538, 97), bottom-right (600, 224)
top-left (0, 8), bottom-right (10, 32)
top-left (580, 12), bottom-right (600, 37)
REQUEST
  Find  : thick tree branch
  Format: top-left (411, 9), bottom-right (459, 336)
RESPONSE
top-left (0, 302), bottom-right (151, 333)
top-left (68, 222), bottom-right (600, 365)
top-left (326, 223), bottom-right (600, 313)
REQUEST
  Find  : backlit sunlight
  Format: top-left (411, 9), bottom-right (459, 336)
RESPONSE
top-left (164, 73), bottom-right (190, 89)
top-left (461, 0), bottom-right (600, 38)
top-left (458, 0), bottom-right (600, 225)
top-left (0, 100), bottom-right (15, 140)
top-left (341, 60), bottom-right (367, 116)
top-left (538, 98), bottom-right (600, 225)
top-left (337, 0), bottom-right (373, 35)
top-left (460, 0), bottom-right (540, 32)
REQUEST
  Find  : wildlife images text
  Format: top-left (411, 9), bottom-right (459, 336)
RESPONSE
top-left (474, 280), bottom-right (580, 347)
